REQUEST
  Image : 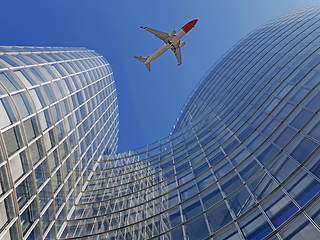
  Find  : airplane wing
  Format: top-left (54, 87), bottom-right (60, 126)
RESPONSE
top-left (140, 26), bottom-right (169, 42)
top-left (171, 41), bottom-right (182, 66)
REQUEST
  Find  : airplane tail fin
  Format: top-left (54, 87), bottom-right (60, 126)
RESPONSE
top-left (134, 56), bottom-right (151, 72)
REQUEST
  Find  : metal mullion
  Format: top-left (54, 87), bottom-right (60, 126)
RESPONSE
top-left (0, 189), bottom-right (13, 206)
top-left (26, 130), bottom-right (43, 147)
top-left (17, 63), bottom-right (61, 238)
top-left (0, 119), bottom-right (21, 133)
top-left (0, 217), bottom-right (19, 240)
top-left (0, 101), bottom-right (37, 240)
top-left (22, 218), bottom-right (40, 240)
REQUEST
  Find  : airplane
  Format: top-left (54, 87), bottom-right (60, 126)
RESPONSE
top-left (134, 19), bottom-right (198, 72)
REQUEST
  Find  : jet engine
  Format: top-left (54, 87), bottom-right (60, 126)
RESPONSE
top-left (179, 41), bottom-right (186, 48)
top-left (169, 30), bottom-right (176, 37)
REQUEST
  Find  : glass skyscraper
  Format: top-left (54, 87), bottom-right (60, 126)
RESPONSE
top-left (0, 47), bottom-right (118, 240)
top-left (2, 3), bottom-right (320, 240)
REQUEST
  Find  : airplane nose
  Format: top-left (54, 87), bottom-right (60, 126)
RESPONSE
top-left (182, 19), bottom-right (198, 33)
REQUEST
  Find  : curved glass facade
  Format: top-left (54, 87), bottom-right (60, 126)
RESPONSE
top-left (0, 46), bottom-right (118, 239)
top-left (2, 3), bottom-right (320, 240)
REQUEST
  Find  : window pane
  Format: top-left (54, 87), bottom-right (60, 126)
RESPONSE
top-left (262, 190), bottom-right (298, 228)
top-left (185, 214), bottom-right (209, 240)
top-left (284, 169), bottom-right (320, 207)
top-left (3, 125), bottom-right (24, 156)
top-left (239, 207), bottom-right (273, 240)
top-left (206, 201), bottom-right (232, 232)
top-left (182, 196), bottom-right (202, 221)
top-left (280, 214), bottom-right (320, 240)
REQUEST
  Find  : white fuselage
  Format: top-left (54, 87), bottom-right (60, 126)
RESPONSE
top-left (145, 29), bottom-right (186, 64)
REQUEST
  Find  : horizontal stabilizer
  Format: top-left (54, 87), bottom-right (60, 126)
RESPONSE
top-left (134, 56), bottom-right (147, 63)
top-left (145, 62), bottom-right (150, 72)
top-left (134, 56), bottom-right (151, 72)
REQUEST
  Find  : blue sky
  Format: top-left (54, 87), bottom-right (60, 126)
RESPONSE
top-left (1, 0), bottom-right (319, 152)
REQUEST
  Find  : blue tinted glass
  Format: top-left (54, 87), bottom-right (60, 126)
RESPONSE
top-left (201, 185), bottom-right (222, 209)
top-left (255, 143), bottom-right (280, 165)
top-left (238, 157), bottom-right (261, 181)
top-left (273, 126), bottom-right (296, 148)
top-left (185, 214), bottom-right (209, 240)
top-left (288, 136), bottom-right (318, 163)
top-left (193, 162), bottom-right (209, 176)
top-left (284, 170), bottom-right (320, 206)
top-left (182, 197), bottom-right (202, 220)
top-left (262, 190), bottom-right (298, 228)
top-left (228, 187), bottom-right (254, 217)
top-left (280, 214), bottom-right (320, 240)
top-left (240, 208), bottom-right (273, 240)
top-left (197, 170), bottom-right (215, 191)
top-left (206, 201), bottom-right (232, 232)
top-left (221, 173), bottom-right (242, 196)
top-left (289, 108), bottom-right (313, 130)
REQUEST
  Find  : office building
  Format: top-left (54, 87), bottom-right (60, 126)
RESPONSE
top-left (1, 3), bottom-right (320, 240)
top-left (0, 47), bottom-right (118, 239)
